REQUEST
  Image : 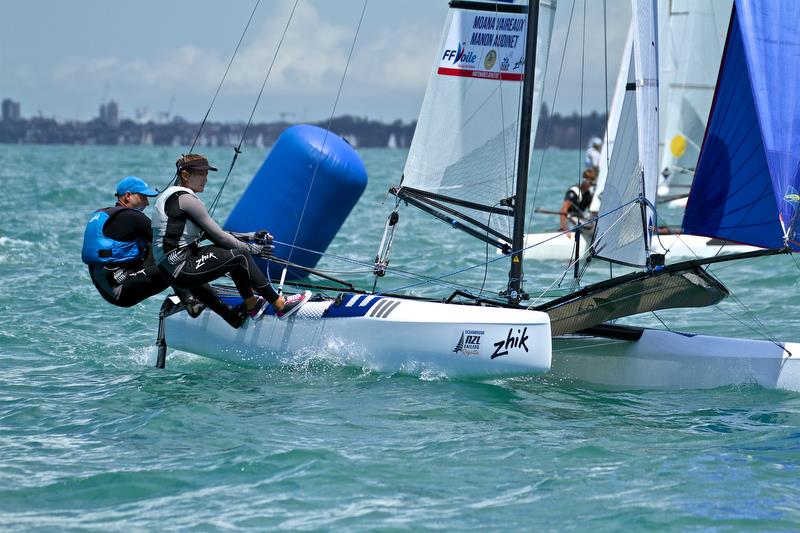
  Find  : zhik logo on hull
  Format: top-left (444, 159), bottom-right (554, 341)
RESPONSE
top-left (491, 327), bottom-right (529, 359)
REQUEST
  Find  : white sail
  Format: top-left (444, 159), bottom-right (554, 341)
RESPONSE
top-left (592, 0), bottom-right (659, 267)
top-left (659, 0), bottom-right (731, 187)
top-left (401, 1), bottom-right (556, 239)
top-left (592, 46), bottom-right (642, 264)
top-left (590, 23), bottom-right (634, 214)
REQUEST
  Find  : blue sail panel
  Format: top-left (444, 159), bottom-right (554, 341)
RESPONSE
top-left (683, 6), bottom-right (783, 249)
top-left (737, 0), bottom-right (800, 248)
top-left (683, 1), bottom-right (800, 251)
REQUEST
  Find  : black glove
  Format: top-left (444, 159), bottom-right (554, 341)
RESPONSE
top-left (253, 230), bottom-right (273, 246)
top-left (231, 230), bottom-right (273, 245)
top-left (247, 242), bottom-right (274, 258)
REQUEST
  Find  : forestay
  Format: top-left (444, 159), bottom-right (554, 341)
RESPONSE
top-left (591, 0), bottom-right (659, 268)
top-left (683, 0), bottom-right (800, 251)
top-left (399, 0), bottom-right (555, 242)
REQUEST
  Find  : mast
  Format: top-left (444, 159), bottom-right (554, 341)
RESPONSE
top-left (506, 0), bottom-right (540, 303)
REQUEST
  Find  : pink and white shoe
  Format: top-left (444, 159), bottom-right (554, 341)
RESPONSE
top-left (276, 290), bottom-right (311, 319)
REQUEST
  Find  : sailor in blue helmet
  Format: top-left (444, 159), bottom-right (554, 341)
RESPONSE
top-left (82, 176), bottom-right (248, 328)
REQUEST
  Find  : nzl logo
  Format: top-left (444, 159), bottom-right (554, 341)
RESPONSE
top-left (442, 42), bottom-right (476, 64)
top-left (195, 252), bottom-right (217, 269)
top-left (491, 327), bottom-right (529, 359)
top-left (453, 330), bottom-right (484, 356)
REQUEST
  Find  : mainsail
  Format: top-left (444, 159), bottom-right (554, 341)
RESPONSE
top-left (396, 0), bottom-right (556, 247)
top-left (589, 23), bottom-right (633, 215)
top-left (659, 0), bottom-right (731, 184)
top-left (683, 0), bottom-right (800, 251)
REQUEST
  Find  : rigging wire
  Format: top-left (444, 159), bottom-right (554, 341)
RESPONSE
top-left (529, 200), bottom-right (640, 306)
top-left (602, 0), bottom-right (610, 174)
top-left (525, 0), bottom-right (578, 236)
top-left (575, 0), bottom-right (586, 197)
top-left (286, 0), bottom-right (369, 266)
top-left (160, 0), bottom-right (262, 192)
top-left (208, 0), bottom-right (301, 217)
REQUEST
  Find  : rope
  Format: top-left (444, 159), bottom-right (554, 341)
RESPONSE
top-left (286, 0), bottom-right (369, 265)
top-left (208, 0), bottom-right (301, 217)
top-left (160, 0), bottom-right (261, 192)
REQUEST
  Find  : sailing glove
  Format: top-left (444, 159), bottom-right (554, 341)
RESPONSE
top-left (253, 230), bottom-right (273, 246)
top-left (246, 242), bottom-right (274, 258)
top-left (231, 230), bottom-right (273, 245)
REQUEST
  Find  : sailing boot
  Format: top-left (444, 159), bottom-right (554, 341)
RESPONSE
top-left (276, 291), bottom-right (311, 319)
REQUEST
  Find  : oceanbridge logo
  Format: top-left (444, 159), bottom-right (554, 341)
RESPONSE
top-left (453, 329), bottom-right (484, 356)
top-left (442, 42), bottom-right (477, 65)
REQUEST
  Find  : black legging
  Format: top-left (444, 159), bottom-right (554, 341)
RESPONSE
top-left (89, 264), bottom-right (170, 308)
top-left (161, 245), bottom-right (279, 304)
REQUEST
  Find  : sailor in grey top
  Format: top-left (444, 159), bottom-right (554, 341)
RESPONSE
top-left (152, 155), bottom-right (284, 317)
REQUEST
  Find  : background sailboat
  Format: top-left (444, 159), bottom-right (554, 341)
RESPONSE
top-left (522, 0), bottom-right (750, 263)
top-left (548, 0), bottom-right (800, 391)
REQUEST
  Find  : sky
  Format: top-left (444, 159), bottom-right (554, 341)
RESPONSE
top-left (1, 0), bottom-right (631, 124)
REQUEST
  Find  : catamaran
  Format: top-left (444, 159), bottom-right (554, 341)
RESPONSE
top-left (158, 0), bottom-right (800, 392)
top-left (543, 0), bottom-right (800, 390)
top-left (157, 0), bottom-right (558, 376)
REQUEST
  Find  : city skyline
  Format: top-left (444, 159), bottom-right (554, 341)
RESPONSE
top-left (2, 0), bottom-right (630, 124)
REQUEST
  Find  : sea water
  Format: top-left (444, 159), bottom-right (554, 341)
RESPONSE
top-left (1, 144), bottom-right (799, 530)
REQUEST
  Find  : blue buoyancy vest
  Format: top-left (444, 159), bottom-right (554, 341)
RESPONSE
top-left (81, 207), bottom-right (145, 265)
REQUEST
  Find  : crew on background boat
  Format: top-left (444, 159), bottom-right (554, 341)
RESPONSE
top-left (559, 173), bottom-right (594, 233)
top-left (585, 136), bottom-right (602, 172)
top-left (81, 176), bottom-right (244, 323)
top-left (151, 153), bottom-right (309, 322)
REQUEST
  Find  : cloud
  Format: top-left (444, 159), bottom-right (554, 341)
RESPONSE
top-left (48, 0), bottom-right (436, 100)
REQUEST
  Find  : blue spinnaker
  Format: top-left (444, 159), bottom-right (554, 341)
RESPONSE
top-left (683, 0), bottom-right (800, 251)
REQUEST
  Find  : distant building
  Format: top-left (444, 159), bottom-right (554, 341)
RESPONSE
top-left (99, 100), bottom-right (119, 127)
top-left (2, 99), bottom-right (21, 121)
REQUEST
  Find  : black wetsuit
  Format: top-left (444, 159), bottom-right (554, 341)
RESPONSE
top-left (87, 205), bottom-right (236, 324)
top-left (87, 208), bottom-right (170, 307)
top-left (564, 186), bottom-right (593, 217)
top-left (152, 187), bottom-right (279, 304)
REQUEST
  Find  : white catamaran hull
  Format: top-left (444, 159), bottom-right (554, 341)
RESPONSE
top-left (517, 231), bottom-right (757, 263)
top-left (163, 294), bottom-right (552, 376)
top-left (551, 328), bottom-right (800, 391)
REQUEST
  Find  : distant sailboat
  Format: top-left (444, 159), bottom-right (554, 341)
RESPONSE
top-left (548, 0), bottom-right (800, 391)
top-left (520, 0), bottom-right (753, 263)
